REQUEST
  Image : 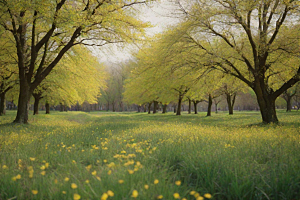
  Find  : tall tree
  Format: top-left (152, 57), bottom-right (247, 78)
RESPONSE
top-left (0, 0), bottom-right (150, 123)
top-left (176, 0), bottom-right (300, 123)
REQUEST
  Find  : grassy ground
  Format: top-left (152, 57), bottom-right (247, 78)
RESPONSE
top-left (0, 110), bottom-right (300, 200)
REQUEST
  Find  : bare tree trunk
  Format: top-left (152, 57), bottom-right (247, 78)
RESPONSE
top-left (174, 104), bottom-right (177, 113)
top-left (176, 93), bottom-right (184, 116)
top-left (193, 101), bottom-right (198, 114)
top-left (153, 101), bottom-right (158, 114)
top-left (207, 94), bottom-right (212, 117)
top-left (137, 105), bottom-right (141, 112)
top-left (188, 98), bottom-right (191, 114)
top-left (226, 93), bottom-right (236, 115)
top-left (162, 104), bottom-right (167, 113)
top-left (148, 102), bottom-right (152, 114)
top-left (0, 92), bottom-right (6, 116)
top-left (45, 102), bottom-right (50, 114)
top-left (14, 78), bottom-right (31, 123)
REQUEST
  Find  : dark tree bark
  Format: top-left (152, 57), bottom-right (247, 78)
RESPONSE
top-left (112, 103), bottom-right (115, 112)
top-left (45, 102), bottom-right (50, 114)
top-left (107, 102), bottom-right (110, 111)
top-left (0, 93), bottom-right (6, 116)
top-left (33, 92), bottom-right (43, 115)
top-left (60, 103), bottom-right (63, 112)
top-left (226, 92), bottom-right (236, 115)
top-left (193, 101), bottom-right (198, 114)
top-left (148, 101), bottom-right (152, 114)
top-left (143, 104), bottom-right (147, 112)
top-left (137, 105), bottom-right (141, 112)
top-left (153, 101), bottom-right (158, 114)
top-left (282, 90), bottom-right (296, 112)
top-left (207, 94), bottom-right (212, 117)
top-left (176, 93), bottom-right (185, 116)
top-left (174, 104), bottom-right (177, 113)
top-left (188, 98), bottom-right (191, 114)
top-left (162, 104), bottom-right (167, 114)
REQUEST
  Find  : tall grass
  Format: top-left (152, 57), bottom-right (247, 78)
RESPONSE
top-left (0, 110), bottom-right (299, 200)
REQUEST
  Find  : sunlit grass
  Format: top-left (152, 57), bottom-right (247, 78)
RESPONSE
top-left (0, 110), bottom-right (300, 200)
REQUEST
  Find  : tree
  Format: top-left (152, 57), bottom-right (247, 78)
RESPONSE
top-left (32, 45), bottom-right (106, 115)
top-left (176, 0), bottom-right (300, 123)
top-left (0, 0), bottom-right (150, 123)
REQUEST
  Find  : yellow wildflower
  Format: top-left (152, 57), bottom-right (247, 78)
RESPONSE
top-left (204, 193), bottom-right (212, 199)
top-left (64, 177), bottom-right (69, 182)
top-left (118, 180), bottom-right (124, 184)
top-left (45, 163), bottom-right (49, 168)
top-left (131, 190), bottom-right (138, 198)
top-left (2, 165), bottom-right (8, 169)
top-left (175, 180), bottom-right (181, 186)
top-left (71, 183), bottom-right (78, 189)
top-left (182, 198), bottom-right (187, 200)
top-left (196, 196), bottom-right (204, 200)
top-left (194, 193), bottom-right (200, 198)
top-left (157, 195), bottom-right (163, 199)
top-left (154, 179), bottom-right (159, 184)
top-left (144, 184), bottom-right (149, 189)
top-left (40, 171), bottom-right (46, 176)
top-left (40, 165), bottom-right (45, 170)
top-left (86, 165), bottom-right (92, 171)
top-left (73, 193), bottom-right (81, 200)
top-left (62, 191), bottom-right (66, 194)
top-left (173, 193), bottom-right (180, 199)
top-left (32, 190), bottom-right (38, 195)
top-left (128, 170), bottom-right (134, 174)
top-left (96, 176), bottom-right (101, 181)
top-left (85, 180), bottom-right (89, 184)
top-left (29, 157), bottom-right (36, 161)
top-left (103, 159), bottom-right (107, 163)
top-left (16, 174), bottom-right (21, 179)
top-left (92, 171), bottom-right (97, 176)
top-left (107, 190), bottom-right (114, 197)
top-left (190, 191), bottom-right (196, 195)
top-left (101, 193), bottom-right (108, 200)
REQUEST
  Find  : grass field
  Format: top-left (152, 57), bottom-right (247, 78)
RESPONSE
top-left (0, 110), bottom-right (300, 200)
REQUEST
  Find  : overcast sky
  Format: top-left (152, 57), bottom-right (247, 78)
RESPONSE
top-left (94, 1), bottom-right (182, 64)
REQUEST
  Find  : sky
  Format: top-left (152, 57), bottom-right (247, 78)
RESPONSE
top-left (94, 1), bottom-right (182, 64)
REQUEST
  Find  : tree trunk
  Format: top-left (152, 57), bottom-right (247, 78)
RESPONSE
top-left (254, 86), bottom-right (278, 123)
top-left (148, 102), bottom-right (152, 114)
top-left (153, 101), bottom-right (158, 114)
top-left (112, 103), bottom-right (115, 112)
top-left (206, 94), bottom-right (212, 117)
top-left (0, 92), bottom-right (6, 116)
top-left (144, 104), bottom-right (147, 112)
top-left (215, 103), bottom-right (218, 113)
top-left (188, 98), bottom-right (191, 114)
top-left (176, 93), bottom-right (183, 116)
top-left (226, 93), bottom-right (236, 115)
top-left (33, 97), bottom-right (40, 115)
top-left (60, 103), bottom-right (63, 112)
top-left (137, 105), bottom-right (141, 112)
top-left (174, 104), bottom-right (177, 113)
top-left (46, 103), bottom-right (50, 114)
top-left (14, 80), bottom-right (31, 123)
top-left (285, 96), bottom-right (292, 112)
top-left (162, 104), bottom-right (167, 113)
top-left (193, 101), bottom-right (198, 114)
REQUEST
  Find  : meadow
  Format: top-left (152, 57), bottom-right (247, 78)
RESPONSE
top-left (0, 110), bottom-right (300, 200)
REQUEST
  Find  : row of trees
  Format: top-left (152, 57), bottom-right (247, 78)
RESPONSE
top-left (0, 0), bottom-right (152, 123)
top-left (122, 0), bottom-right (300, 124)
